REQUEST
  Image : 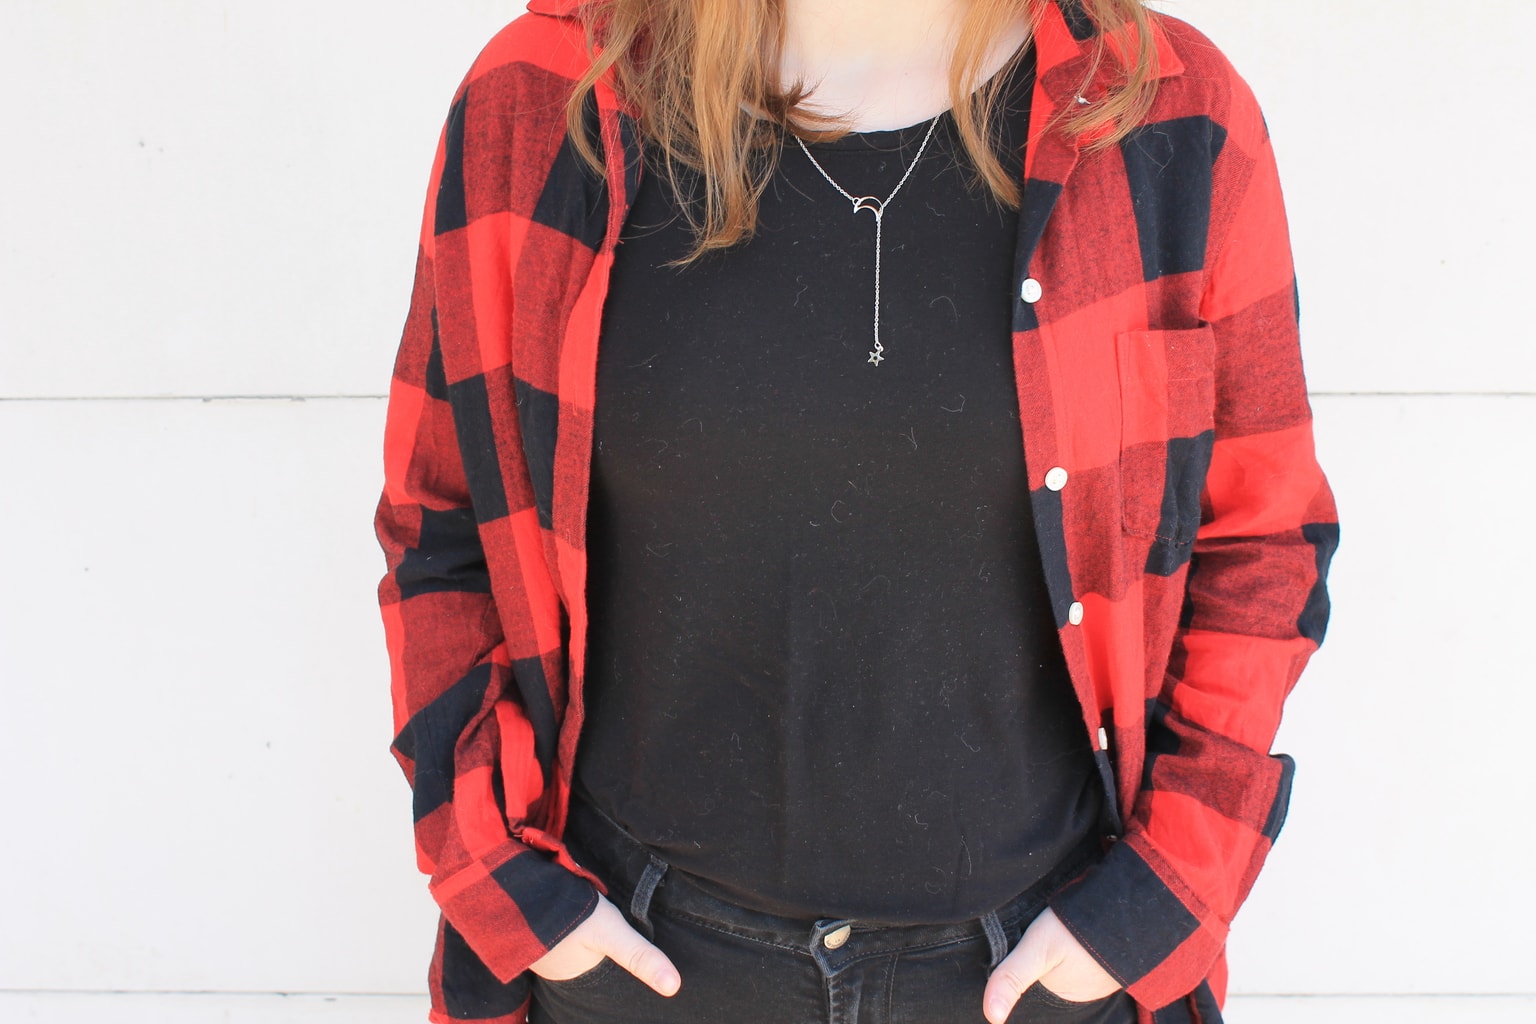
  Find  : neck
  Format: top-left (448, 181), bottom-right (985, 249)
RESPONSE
top-left (782, 0), bottom-right (1028, 131)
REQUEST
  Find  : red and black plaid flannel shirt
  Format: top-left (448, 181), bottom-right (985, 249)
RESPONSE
top-left (375, 2), bottom-right (1339, 1021)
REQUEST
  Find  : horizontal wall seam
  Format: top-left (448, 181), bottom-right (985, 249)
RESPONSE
top-left (0, 989), bottom-right (419, 998)
top-left (2, 989), bottom-right (1533, 999)
top-left (1225, 993), bottom-right (1536, 1000)
top-left (1308, 391), bottom-right (1536, 398)
top-left (2, 392), bottom-right (1533, 404)
top-left (0, 395), bottom-right (390, 403)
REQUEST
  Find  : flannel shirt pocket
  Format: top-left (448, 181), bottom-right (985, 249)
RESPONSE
top-left (1115, 327), bottom-right (1217, 545)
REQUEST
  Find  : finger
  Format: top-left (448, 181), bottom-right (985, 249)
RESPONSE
top-left (592, 912), bottom-right (681, 997)
top-left (982, 924), bottom-right (1053, 1024)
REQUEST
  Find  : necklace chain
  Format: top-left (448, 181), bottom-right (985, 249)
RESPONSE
top-left (795, 114), bottom-right (943, 367)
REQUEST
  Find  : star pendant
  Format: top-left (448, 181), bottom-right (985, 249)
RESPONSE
top-left (868, 350), bottom-right (884, 366)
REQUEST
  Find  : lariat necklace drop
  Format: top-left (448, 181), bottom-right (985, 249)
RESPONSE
top-left (795, 114), bottom-right (943, 366)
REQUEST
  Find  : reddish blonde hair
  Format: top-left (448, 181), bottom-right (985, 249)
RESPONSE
top-left (568, 0), bottom-right (1159, 259)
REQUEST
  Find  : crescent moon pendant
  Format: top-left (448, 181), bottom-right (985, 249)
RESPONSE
top-left (852, 196), bottom-right (885, 221)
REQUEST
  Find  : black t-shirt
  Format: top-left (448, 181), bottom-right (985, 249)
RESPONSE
top-left (577, 47), bottom-right (1103, 923)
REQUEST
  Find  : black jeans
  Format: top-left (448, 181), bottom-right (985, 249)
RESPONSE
top-left (530, 798), bottom-right (1137, 1024)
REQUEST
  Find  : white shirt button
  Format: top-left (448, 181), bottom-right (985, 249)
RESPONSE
top-left (1044, 467), bottom-right (1068, 491)
top-left (1068, 601), bottom-right (1085, 626)
top-left (823, 925), bottom-right (852, 949)
top-left (1020, 278), bottom-right (1043, 304)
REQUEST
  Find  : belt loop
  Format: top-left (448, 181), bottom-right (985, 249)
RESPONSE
top-left (629, 854), bottom-right (669, 939)
top-left (981, 910), bottom-right (1009, 968)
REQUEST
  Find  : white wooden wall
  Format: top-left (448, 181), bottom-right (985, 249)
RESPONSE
top-left (1, 1), bottom-right (1531, 1020)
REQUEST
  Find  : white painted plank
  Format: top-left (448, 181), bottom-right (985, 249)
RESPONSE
top-left (0, 2), bottom-right (526, 400)
top-left (0, 993), bottom-right (427, 1024)
top-left (0, 398), bottom-right (437, 992)
top-left (1153, 1), bottom-right (1536, 395)
top-left (1225, 395), bottom-right (1536, 995)
top-left (1225, 996), bottom-right (1536, 1024)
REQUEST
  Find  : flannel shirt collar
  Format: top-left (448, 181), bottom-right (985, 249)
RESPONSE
top-left (1030, 0), bottom-right (1183, 146)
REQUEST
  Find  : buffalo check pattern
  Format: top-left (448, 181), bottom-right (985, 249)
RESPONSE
top-left (375, 2), bottom-right (1339, 1022)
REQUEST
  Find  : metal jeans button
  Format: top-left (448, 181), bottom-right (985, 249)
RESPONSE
top-left (823, 924), bottom-right (852, 949)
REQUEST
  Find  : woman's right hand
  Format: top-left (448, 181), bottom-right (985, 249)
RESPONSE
top-left (528, 895), bottom-right (682, 997)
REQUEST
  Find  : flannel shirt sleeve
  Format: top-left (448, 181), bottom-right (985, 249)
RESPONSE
top-left (374, 84), bottom-right (599, 986)
top-left (1047, 68), bottom-right (1339, 1010)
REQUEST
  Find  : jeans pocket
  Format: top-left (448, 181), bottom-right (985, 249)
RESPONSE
top-left (530, 958), bottom-right (644, 1024)
top-left (886, 936), bottom-right (994, 1024)
top-left (1015, 981), bottom-right (1136, 1022)
top-left (536, 957), bottom-right (623, 991)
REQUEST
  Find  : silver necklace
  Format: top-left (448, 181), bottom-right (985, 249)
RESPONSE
top-left (795, 114), bottom-right (943, 366)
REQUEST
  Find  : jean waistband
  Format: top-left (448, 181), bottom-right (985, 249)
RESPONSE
top-left (562, 793), bottom-right (1104, 968)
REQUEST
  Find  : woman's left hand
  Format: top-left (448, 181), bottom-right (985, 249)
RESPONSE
top-left (982, 907), bottom-right (1122, 1023)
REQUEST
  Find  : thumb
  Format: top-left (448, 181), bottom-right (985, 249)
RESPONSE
top-left (591, 907), bottom-right (681, 997)
top-left (982, 920), bottom-right (1054, 1024)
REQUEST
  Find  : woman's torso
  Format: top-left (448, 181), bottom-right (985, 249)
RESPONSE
top-left (576, 48), bottom-right (1104, 924)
